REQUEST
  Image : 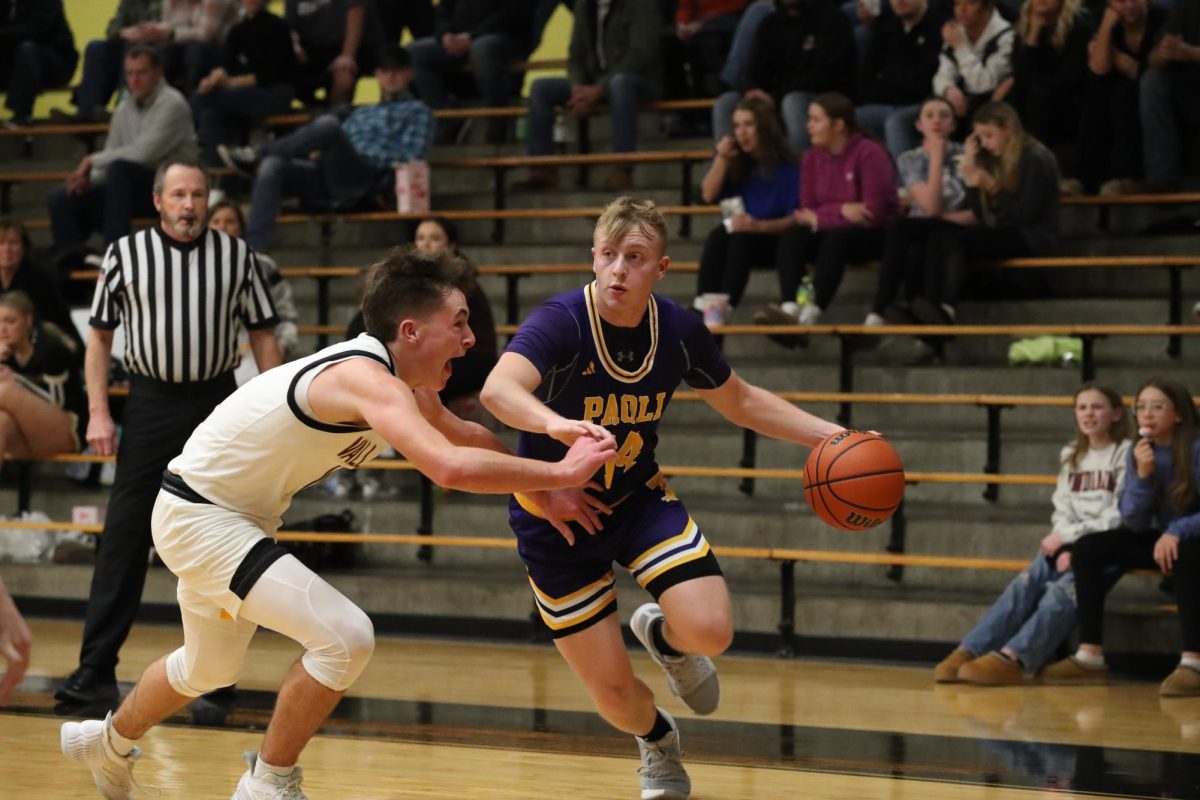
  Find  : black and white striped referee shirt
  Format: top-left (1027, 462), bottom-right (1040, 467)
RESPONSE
top-left (89, 226), bottom-right (279, 383)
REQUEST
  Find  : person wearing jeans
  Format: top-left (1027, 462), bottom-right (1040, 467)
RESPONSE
top-left (407, 0), bottom-right (531, 144)
top-left (935, 384), bottom-right (1132, 685)
top-left (518, 0), bottom-right (662, 192)
top-left (711, 0), bottom-right (855, 156)
top-left (1043, 378), bottom-right (1200, 697)
top-left (190, 0), bottom-right (297, 166)
top-left (226, 46), bottom-right (433, 253)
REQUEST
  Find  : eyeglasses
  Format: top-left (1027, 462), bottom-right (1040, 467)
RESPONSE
top-left (1134, 402), bottom-right (1171, 413)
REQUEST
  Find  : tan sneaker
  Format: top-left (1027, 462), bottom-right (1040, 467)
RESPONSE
top-left (959, 652), bottom-right (1024, 686)
top-left (1039, 656), bottom-right (1110, 685)
top-left (934, 649), bottom-right (973, 683)
top-left (1160, 665), bottom-right (1200, 697)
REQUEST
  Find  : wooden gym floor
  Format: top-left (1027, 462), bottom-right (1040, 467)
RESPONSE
top-left (3, 618), bottom-right (1199, 798)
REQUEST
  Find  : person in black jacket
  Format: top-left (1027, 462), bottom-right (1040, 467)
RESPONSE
top-left (0, 0), bottom-right (78, 127)
top-left (407, 0), bottom-right (533, 144)
top-left (711, 0), bottom-right (856, 155)
top-left (190, 0), bottom-right (299, 166)
top-left (0, 219), bottom-right (83, 354)
top-left (856, 0), bottom-right (951, 156)
top-left (995, 0), bottom-right (1093, 186)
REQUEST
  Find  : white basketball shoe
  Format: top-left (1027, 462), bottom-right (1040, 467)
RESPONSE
top-left (630, 603), bottom-right (721, 715)
top-left (60, 711), bottom-right (142, 799)
top-left (232, 751), bottom-right (309, 799)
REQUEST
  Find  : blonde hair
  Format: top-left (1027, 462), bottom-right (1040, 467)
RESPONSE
top-left (971, 102), bottom-right (1034, 197)
top-left (1017, 0), bottom-right (1084, 50)
top-left (594, 197), bottom-right (668, 254)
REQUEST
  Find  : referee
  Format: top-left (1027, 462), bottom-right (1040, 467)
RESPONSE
top-left (56, 160), bottom-right (282, 705)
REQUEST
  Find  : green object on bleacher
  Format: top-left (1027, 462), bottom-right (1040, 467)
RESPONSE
top-left (1007, 335), bottom-right (1084, 366)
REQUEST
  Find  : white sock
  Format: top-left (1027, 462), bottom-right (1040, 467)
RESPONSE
top-left (781, 301), bottom-right (801, 317)
top-left (1180, 656), bottom-right (1200, 672)
top-left (939, 303), bottom-right (956, 321)
top-left (106, 723), bottom-right (137, 758)
top-left (254, 755), bottom-right (296, 780)
top-left (1073, 649), bottom-right (1105, 668)
top-left (864, 312), bottom-right (885, 326)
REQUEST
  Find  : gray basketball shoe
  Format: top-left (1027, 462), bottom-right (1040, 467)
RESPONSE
top-left (630, 603), bottom-right (721, 715)
top-left (637, 708), bottom-right (691, 800)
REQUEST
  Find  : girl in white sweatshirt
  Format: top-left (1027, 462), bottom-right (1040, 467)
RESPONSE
top-left (934, 383), bottom-right (1132, 685)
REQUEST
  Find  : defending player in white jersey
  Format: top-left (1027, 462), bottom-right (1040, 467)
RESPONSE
top-left (60, 247), bottom-right (616, 800)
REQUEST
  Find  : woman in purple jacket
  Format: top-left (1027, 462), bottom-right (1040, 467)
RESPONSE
top-left (754, 92), bottom-right (899, 342)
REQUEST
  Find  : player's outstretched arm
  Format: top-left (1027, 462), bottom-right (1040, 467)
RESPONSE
top-left (412, 387), bottom-right (509, 454)
top-left (313, 359), bottom-right (615, 493)
top-left (698, 373), bottom-right (844, 448)
top-left (0, 579), bottom-right (31, 705)
top-left (480, 352), bottom-right (613, 447)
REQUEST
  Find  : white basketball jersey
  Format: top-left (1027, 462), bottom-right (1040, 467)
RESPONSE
top-left (167, 334), bottom-right (394, 522)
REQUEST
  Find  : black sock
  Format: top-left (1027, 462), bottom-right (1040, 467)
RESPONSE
top-left (638, 708), bottom-right (673, 742)
top-left (650, 617), bottom-right (683, 658)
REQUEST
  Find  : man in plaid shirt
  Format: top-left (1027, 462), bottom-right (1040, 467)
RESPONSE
top-left (223, 44), bottom-right (433, 253)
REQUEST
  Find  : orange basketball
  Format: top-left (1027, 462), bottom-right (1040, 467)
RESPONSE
top-left (804, 431), bottom-right (905, 531)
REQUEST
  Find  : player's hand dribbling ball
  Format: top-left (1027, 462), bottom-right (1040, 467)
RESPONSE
top-left (804, 431), bottom-right (905, 531)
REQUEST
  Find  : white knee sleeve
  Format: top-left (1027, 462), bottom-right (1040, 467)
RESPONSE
top-left (240, 554), bottom-right (375, 692)
top-left (166, 603), bottom-right (258, 697)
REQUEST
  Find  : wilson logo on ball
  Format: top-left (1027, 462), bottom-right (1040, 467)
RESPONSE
top-left (804, 430), bottom-right (905, 532)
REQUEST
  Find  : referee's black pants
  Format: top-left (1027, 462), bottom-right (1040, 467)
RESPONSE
top-left (78, 372), bottom-right (237, 675)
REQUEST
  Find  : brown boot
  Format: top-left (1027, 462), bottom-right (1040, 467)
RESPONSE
top-left (959, 652), bottom-right (1024, 686)
top-left (1038, 656), bottom-right (1110, 685)
top-left (1160, 665), bottom-right (1200, 697)
top-left (934, 649), bottom-right (973, 683)
top-left (514, 167), bottom-right (559, 192)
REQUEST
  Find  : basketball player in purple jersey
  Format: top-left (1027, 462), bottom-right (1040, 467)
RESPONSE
top-left (481, 197), bottom-right (847, 799)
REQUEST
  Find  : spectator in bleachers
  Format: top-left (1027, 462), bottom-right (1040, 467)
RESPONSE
top-left (907, 101), bottom-right (1058, 359)
top-left (0, 0), bottom-right (77, 128)
top-left (694, 97), bottom-right (798, 329)
top-left (206, 200), bottom-right (300, 359)
top-left (1078, 0), bottom-right (1167, 195)
top-left (220, 44), bottom-right (432, 254)
top-left (935, 383), bottom-right (1131, 685)
top-left (190, 0), bottom-right (298, 166)
top-left (62, 0), bottom-right (161, 122)
top-left (347, 218), bottom-right (497, 418)
top-left (0, 220), bottom-right (83, 354)
top-left (285, 0), bottom-right (384, 107)
top-left (0, 290), bottom-right (87, 471)
top-left (753, 93), bottom-right (899, 338)
top-left (47, 45), bottom-right (199, 256)
top-left (1140, 0), bottom-right (1200, 192)
top-left (867, 96), bottom-right (973, 327)
top-left (407, 0), bottom-right (533, 145)
top-left (856, 0), bottom-right (950, 156)
top-left (517, 0), bottom-right (662, 192)
top-left (660, 0), bottom-right (750, 137)
top-left (933, 0), bottom-right (1015, 126)
top-left (156, 0), bottom-right (241, 95)
top-left (712, 0), bottom-right (857, 156)
top-left (996, 0), bottom-right (1093, 192)
top-left (1043, 378), bottom-right (1200, 698)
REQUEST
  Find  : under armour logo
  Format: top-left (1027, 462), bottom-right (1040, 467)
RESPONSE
top-left (615, 351), bottom-right (635, 363)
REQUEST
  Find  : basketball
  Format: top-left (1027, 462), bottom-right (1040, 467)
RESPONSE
top-left (804, 431), bottom-right (905, 531)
